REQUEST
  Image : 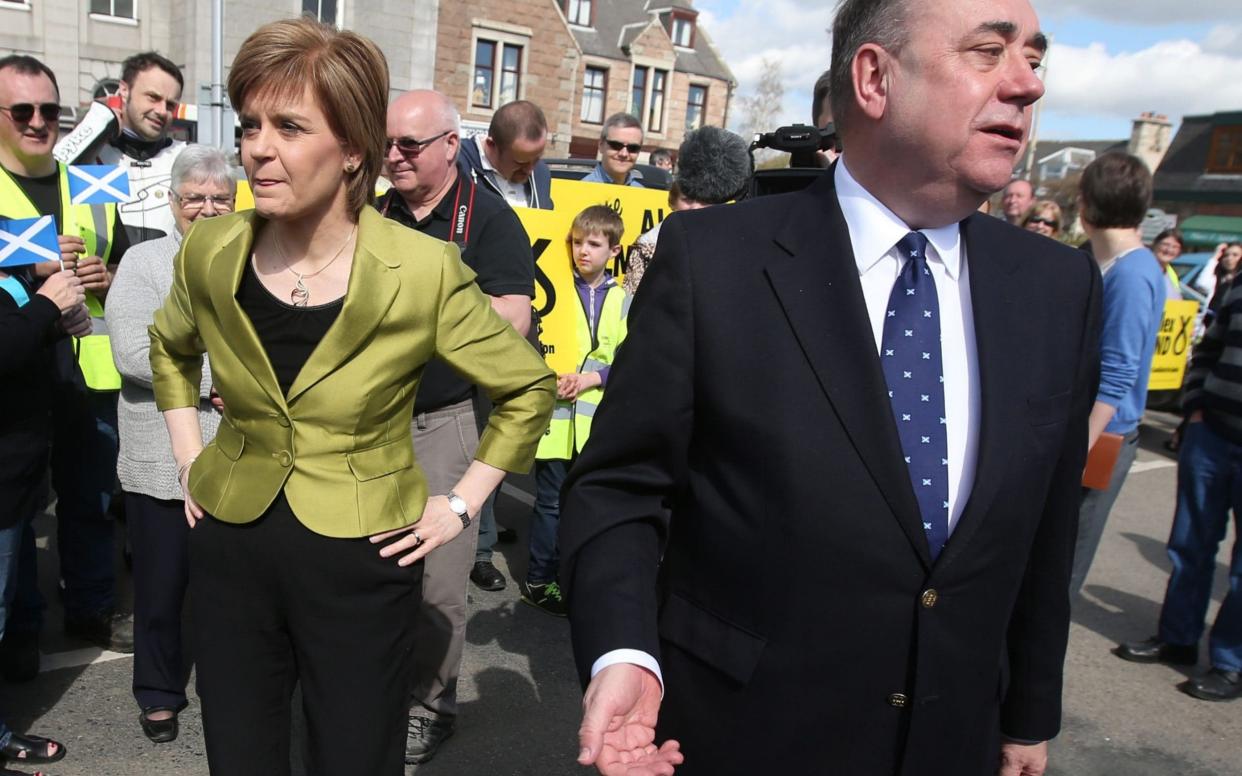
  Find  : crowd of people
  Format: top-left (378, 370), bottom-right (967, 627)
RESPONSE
top-left (0, 1), bottom-right (1238, 774)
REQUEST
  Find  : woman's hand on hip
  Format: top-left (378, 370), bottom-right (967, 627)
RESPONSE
top-left (370, 495), bottom-right (465, 566)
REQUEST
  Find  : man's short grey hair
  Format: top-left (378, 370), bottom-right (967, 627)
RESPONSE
top-left (829, 0), bottom-right (913, 133)
top-left (170, 144), bottom-right (238, 194)
top-left (599, 112), bottom-right (643, 141)
top-left (675, 127), bottom-right (751, 205)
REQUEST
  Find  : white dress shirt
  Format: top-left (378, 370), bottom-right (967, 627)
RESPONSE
top-left (592, 160), bottom-right (982, 690)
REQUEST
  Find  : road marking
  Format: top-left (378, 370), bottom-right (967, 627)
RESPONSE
top-left (500, 483), bottom-right (535, 507)
top-left (1130, 459), bottom-right (1176, 474)
top-left (40, 647), bottom-right (132, 673)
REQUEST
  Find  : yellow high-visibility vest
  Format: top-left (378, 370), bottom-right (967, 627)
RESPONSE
top-left (0, 163), bottom-right (120, 390)
top-left (537, 281), bottom-right (629, 460)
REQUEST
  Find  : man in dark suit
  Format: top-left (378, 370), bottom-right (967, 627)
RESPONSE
top-left (559, 1), bottom-right (1101, 775)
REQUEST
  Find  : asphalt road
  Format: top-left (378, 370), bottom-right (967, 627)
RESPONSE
top-left (4, 411), bottom-right (1239, 776)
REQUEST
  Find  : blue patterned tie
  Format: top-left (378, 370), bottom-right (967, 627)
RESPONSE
top-left (880, 232), bottom-right (949, 561)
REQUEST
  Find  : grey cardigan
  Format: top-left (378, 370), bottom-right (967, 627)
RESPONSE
top-left (106, 232), bottom-right (219, 501)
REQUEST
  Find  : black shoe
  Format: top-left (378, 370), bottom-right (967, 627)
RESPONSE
top-left (496, 526), bottom-right (519, 544)
top-left (519, 580), bottom-right (568, 617)
top-left (405, 713), bottom-right (455, 765)
top-left (0, 631), bottom-right (39, 683)
top-left (1114, 636), bottom-right (1197, 666)
top-left (470, 560), bottom-right (507, 592)
top-left (139, 708), bottom-right (179, 743)
top-left (1181, 668), bottom-right (1242, 701)
top-left (64, 610), bottom-right (134, 653)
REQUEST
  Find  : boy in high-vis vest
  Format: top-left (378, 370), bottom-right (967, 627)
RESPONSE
top-left (523, 206), bottom-right (629, 616)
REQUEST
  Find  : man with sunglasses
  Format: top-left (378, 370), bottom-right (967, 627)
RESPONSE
top-left (582, 113), bottom-right (645, 187)
top-left (0, 55), bottom-right (134, 674)
top-left (95, 52), bottom-right (186, 245)
top-left (380, 89), bottom-right (535, 767)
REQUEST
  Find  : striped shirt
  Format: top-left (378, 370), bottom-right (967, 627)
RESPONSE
top-left (1183, 276), bottom-right (1242, 442)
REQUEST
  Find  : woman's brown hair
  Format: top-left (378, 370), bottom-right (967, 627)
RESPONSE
top-left (228, 16), bottom-right (389, 216)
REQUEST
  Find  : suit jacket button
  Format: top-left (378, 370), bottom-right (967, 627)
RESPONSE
top-left (270, 412), bottom-right (291, 428)
top-left (888, 693), bottom-right (909, 709)
top-left (921, 589), bottom-right (939, 608)
top-left (274, 450), bottom-right (292, 467)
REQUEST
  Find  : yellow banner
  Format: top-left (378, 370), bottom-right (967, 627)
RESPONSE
top-left (1149, 299), bottom-right (1200, 391)
top-left (517, 179), bottom-right (671, 374)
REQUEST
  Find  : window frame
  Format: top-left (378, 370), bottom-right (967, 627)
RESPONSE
top-left (629, 62), bottom-right (670, 136)
top-left (300, 0), bottom-right (341, 26)
top-left (669, 11), bottom-right (696, 49)
top-left (685, 83), bottom-right (707, 132)
top-left (1206, 125), bottom-right (1242, 174)
top-left (89, 0), bottom-right (138, 21)
top-left (469, 23), bottom-right (530, 113)
top-left (563, 0), bottom-right (593, 28)
top-left (581, 65), bottom-right (608, 125)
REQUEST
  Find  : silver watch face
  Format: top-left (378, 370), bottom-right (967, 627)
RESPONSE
top-left (448, 495), bottom-right (468, 516)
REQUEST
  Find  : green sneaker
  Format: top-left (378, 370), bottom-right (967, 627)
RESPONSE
top-left (519, 580), bottom-right (568, 617)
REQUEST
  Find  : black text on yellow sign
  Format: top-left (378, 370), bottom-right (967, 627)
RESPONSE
top-left (1149, 300), bottom-right (1200, 392)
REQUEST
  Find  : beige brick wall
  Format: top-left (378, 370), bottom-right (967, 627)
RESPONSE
top-left (435, 0), bottom-right (581, 156)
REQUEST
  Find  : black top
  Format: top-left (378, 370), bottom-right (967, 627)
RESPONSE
top-left (379, 172), bottom-right (534, 412)
top-left (236, 260), bottom-right (344, 396)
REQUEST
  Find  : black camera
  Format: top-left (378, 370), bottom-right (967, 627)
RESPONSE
top-left (748, 123), bottom-right (839, 198)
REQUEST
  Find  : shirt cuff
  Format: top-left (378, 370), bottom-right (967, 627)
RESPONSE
top-left (591, 649), bottom-right (664, 698)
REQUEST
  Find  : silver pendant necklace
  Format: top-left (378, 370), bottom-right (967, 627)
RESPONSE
top-left (273, 225), bottom-right (357, 307)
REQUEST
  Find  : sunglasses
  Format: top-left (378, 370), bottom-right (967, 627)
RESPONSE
top-left (0, 102), bottom-right (61, 124)
top-left (384, 130), bottom-right (451, 156)
top-left (175, 193), bottom-right (235, 211)
top-left (1026, 217), bottom-right (1058, 228)
top-left (604, 139), bottom-right (642, 155)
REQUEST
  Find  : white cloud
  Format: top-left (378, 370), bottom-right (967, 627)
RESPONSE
top-left (698, 1), bottom-right (1242, 139)
top-left (1043, 38), bottom-right (1242, 127)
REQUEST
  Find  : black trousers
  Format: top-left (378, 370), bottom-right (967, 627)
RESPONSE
top-left (128, 491), bottom-right (191, 712)
top-left (189, 496), bottom-right (422, 776)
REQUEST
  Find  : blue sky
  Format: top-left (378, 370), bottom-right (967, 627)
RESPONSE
top-left (696, 0), bottom-right (1242, 142)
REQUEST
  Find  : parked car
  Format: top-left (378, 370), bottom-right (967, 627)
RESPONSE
top-left (544, 158), bottom-right (672, 190)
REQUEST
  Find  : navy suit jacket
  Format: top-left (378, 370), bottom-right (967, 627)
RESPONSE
top-left (559, 169), bottom-right (1102, 775)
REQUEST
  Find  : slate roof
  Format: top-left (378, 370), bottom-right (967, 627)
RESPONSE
top-left (1153, 111), bottom-right (1242, 204)
top-left (568, 0), bottom-right (734, 83)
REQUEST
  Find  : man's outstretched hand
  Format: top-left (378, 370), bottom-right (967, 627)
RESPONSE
top-left (998, 740), bottom-right (1048, 776)
top-left (578, 663), bottom-right (683, 776)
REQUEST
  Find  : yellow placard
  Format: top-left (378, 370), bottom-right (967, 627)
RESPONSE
top-left (517, 179), bottom-right (671, 375)
top-left (1149, 299), bottom-right (1199, 391)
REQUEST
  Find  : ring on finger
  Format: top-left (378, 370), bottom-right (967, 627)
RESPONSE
top-left (412, 529), bottom-right (423, 545)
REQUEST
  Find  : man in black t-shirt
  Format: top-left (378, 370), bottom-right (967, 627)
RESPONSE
top-left (0, 55), bottom-right (134, 677)
top-left (381, 89), bottom-right (534, 766)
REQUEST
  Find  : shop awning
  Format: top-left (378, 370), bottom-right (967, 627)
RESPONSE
top-left (1181, 214), bottom-right (1242, 245)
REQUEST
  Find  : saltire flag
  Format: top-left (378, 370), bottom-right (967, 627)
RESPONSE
top-left (67, 164), bottom-right (130, 205)
top-left (0, 215), bottom-right (61, 268)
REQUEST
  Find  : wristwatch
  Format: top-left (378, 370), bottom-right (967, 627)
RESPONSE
top-left (446, 490), bottom-right (471, 529)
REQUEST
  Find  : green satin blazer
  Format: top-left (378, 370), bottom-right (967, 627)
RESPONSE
top-left (149, 206), bottom-right (555, 538)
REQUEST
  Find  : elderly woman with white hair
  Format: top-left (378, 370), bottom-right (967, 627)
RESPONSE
top-left (105, 144), bottom-right (236, 743)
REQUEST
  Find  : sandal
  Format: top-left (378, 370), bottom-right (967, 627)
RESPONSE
top-left (1, 731), bottom-right (67, 764)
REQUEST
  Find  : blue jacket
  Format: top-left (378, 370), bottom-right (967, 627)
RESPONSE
top-left (580, 161), bottom-right (644, 187)
top-left (1098, 246), bottom-right (1165, 434)
top-left (457, 135), bottom-right (554, 210)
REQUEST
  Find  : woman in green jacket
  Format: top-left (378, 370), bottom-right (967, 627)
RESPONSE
top-left (148, 18), bottom-right (553, 776)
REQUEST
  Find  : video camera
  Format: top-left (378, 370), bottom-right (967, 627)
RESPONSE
top-left (748, 123), bottom-right (839, 198)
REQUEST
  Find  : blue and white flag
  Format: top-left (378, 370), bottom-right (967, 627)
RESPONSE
top-left (0, 215), bottom-right (61, 268)
top-left (67, 164), bottom-right (130, 205)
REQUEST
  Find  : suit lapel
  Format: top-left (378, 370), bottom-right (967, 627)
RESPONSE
top-left (936, 214), bottom-right (1023, 570)
top-left (764, 173), bottom-right (932, 569)
top-left (205, 211), bottom-right (287, 411)
top-left (286, 207), bottom-right (400, 403)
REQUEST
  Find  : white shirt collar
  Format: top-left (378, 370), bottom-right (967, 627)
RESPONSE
top-left (834, 156), bottom-right (963, 280)
top-left (475, 136), bottom-right (498, 173)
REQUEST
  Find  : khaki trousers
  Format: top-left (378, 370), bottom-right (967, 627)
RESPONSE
top-left (409, 399), bottom-right (481, 718)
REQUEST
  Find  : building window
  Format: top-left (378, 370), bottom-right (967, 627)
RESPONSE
top-left (631, 66), bottom-right (668, 133)
top-left (671, 17), bottom-right (694, 47)
top-left (474, 39), bottom-right (523, 109)
top-left (1207, 126), bottom-right (1242, 174)
top-left (91, 0), bottom-right (135, 18)
top-left (564, 0), bottom-right (592, 27)
top-left (302, 0), bottom-right (337, 24)
top-left (582, 66), bottom-right (607, 124)
top-left (685, 84), bottom-right (707, 131)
